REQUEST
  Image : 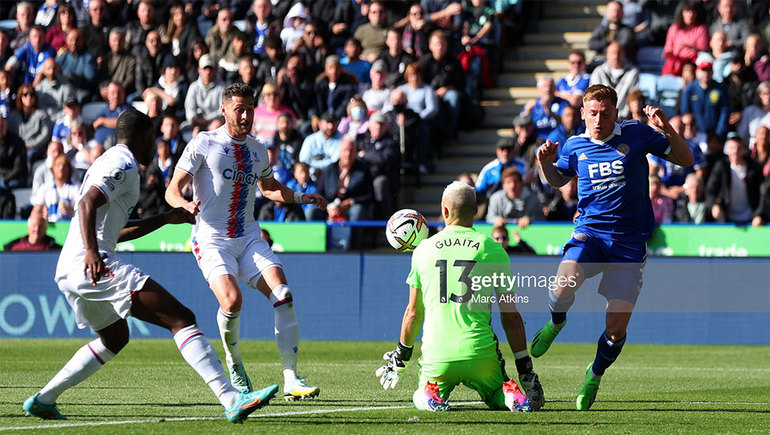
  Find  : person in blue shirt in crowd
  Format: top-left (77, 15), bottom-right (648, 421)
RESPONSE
top-left (5, 25), bottom-right (56, 84)
top-left (475, 137), bottom-right (528, 198)
top-left (546, 104), bottom-right (584, 147)
top-left (534, 84), bottom-right (693, 411)
top-left (555, 51), bottom-right (591, 108)
top-left (521, 76), bottom-right (570, 140)
top-left (650, 114), bottom-right (707, 199)
top-left (286, 162), bottom-right (318, 221)
top-left (680, 61), bottom-right (731, 139)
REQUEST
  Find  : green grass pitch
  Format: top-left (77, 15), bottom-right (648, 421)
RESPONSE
top-left (1, 339), bottom-right (768, 433)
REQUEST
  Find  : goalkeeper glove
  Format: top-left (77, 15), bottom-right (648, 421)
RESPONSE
top-left (375, 342), bottom-right (413, 390)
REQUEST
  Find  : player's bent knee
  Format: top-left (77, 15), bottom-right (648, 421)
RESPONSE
top-left (555, 261), bottom-right (585, 297)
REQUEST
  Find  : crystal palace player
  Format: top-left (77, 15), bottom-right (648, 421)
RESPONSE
top-left (376, 181), bottom-right (544, 413)
top-left (165, 83), bottom-right (326, 400)
top-left (23, 110), bottom-right (278, 423)
top-left (534, 84), bottom-right (693, 410)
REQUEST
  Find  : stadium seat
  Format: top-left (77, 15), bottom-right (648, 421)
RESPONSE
top-left (81, 102), bottom-right (108, 125)
top-left (11, 187), bottom-right (32, 219)
top-left (636, 46), bottom-right (665, 74)
top-left (638, 73), bottom-right (659, 104)
top-left (656, 75), bottom-right (684, 118)
top-left (0, 20), bottom-right (17, 31)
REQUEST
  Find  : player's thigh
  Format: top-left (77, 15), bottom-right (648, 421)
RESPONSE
top-left (131, 278), bottom-right (195, 332)
top-left (560, 234), bottom-right (605, 293)
top-left (192, 235), bottom-right (241, 285)
top-left (597, 241), bottom-right (646, 305)
top-left (415, 360), bottom-right (460, 400)
top-left (459, 358), bottom-right (508, 409)
top-left (239, 234), bottom-right (284, 296)
top-left (57, 256), bottom-right (149, 332)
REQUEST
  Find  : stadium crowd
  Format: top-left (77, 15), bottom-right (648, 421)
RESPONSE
top-left (0, 0), bottom-right (768, 234)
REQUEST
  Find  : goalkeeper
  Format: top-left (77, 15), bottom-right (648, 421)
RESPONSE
top-left (376, 181), bottom-right (544, 412)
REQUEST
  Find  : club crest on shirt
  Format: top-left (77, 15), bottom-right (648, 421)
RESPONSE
top-left (110, 168), bottom-right (126, 185)
top-left (615, 143), bottom-right (629, 156)
top-left (253, 151), bottom-right (260, 161)
top-left (223, 146), bottom-right (230, 155)
top-left (709, 90), bottom-right (720, 104)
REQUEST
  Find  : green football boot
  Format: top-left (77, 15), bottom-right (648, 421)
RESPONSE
top-left (530, 320), bottom-right (564, 358)
top-left (576, 363), bottom-right (601, 411)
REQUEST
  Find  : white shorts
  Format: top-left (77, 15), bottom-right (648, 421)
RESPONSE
top-left (56, 255), bottom-right (150, 331)
top-left (191, 232), bottom-right (282, 287)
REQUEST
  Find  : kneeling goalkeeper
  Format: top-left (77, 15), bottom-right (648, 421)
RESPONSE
top-left (376, 181), bottom-right (544, 412)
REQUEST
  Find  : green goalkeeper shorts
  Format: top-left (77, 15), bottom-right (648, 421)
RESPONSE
top-left (415, 357), bottom-right (509, 410)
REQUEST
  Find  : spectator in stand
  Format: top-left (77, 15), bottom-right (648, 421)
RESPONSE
top-left (681, 61), bottom-right (731, 139)
top-left (30, 141), bottom-right (62, 200)
top-left (45, 3), bottom-right (77, 53)
top-left (710, 0), bottom-right (751, 51)
top-left (286, 162), bottom-right (318, 220)
top-left (743, 34), bottom-right (770, 83)
top-left (328, 0), bottom-right (366, 55)
top-left (255, 35), bottom-right (286, 86)
top-left (31, 154), bottom-right (79, 222)
top-left (246, 0), bottom-right (281, 61)
top-left (125, 0), bottom-right (161, 56)
top-left (292, 21), bottom-right (327, 80)
top-left (158, 114), bottom-right (187, 163)
top-left (185, 54), bottom-right (226, 133)
top-left (144, 93), bottom-right (163, 136)
top-left (280, 3), bottom-right (310, 53)
top-left (278, 53), bottom-right (314, 125)
top-left (421, 0), bottom-right (463, 34)
top-left (382, 88), bottom-right (423, 172)
top-left (547, 104), bottom-right (583, 146)
top-left (143, 57), bottom-right (188, 121)
top-left (649, 174), bottom-right (674, 224)
top-left (52, 99), bottom-right (80, 146)
top-left (252, 82), bottom-right (296, 144)
top-left (486, 167), bottom-right (543, 227)
top-left (761, 5), bottom-right (770, 49)
top-left (218, 30), bottom-right (250, 84)
top-left (356, 111), bottom-right (400, 218)
top-left (134, 30), bottom-right (169, 102)
top-left (675, 173), bottom-right (707, 224)
top-left (354, 1), bottom-right (389, 63)
top-left (204, 8), bottom-right (235, 68)
top-left (93, 82), bottom-right (129, 147)
top-left (5, 25), bottom-right (56, 85)
top-left (0, 32), bottom-right (11, 76)
top-left (738, 81), bottom-right (770, 146)
top-left (650, 115), bottom-right (707, 199)
top-left (387, 62), bottom-right (438, 173)
top-left (80, 0), bottom-right (109, 62)
top-left (361, 60), bottom-right (391, 113)
top-left (341, 38), bottom-right (372, 86)
top-left (338, 96), bottom-right (370, 140)
top-left (419, 30), bottom-right (465, 140)
top-left (661, 0), bottom-right (709, 77)
top-left (706, 135), bottom-right (763, 223)
top-left (696, 30), bottom-right (735, 83)
top-left (461, 0), bottom-right (495, 51)
top-left (311, 55), bottom-right (359, 128)
top-left (184, 40), bottom-right (208, 84)
top-left (543, 178), bottom-right (579, 222)
top-left (98, 28), bottom-right (136, 96)
top-left (400, 4), bottom-right (434, 60)
top-left (492, 219), bottom-right (536, 255)
top-left (624, 89), bottom-right (648, 123)
top-left (273, 112), bottom-right (302, 166)
top-left (753, 175), bottom-right (770, 226)
top-left (236, 55), bottom-right (260, 89)
top-left (753, 125), bottom-right (770, 177)
top-left (266, 142), bottom-right (293, 186)
top-left (9, 2), bottom-right (35, 51)
top-left (615, 0), bottom-right (650, 42)
top-left (0, 69), bottom-right (10, 119)
top-left (56, 29), bottom-right (97, 103)
top-left (300, 112), bottom-right (342, 178)
top-left (588, 1), bottom-right (636, 63)
top-left (726, 52), bottom-right (759, 121)
top-left (66, 120), bottom-right (103, 181)
top-left (590, 42), bottom-right (639, 119)
top-left (521, 77), bottom-right (570, 141)
top-left (380, 27), bottom-right (414, 88)
top-left (3, 213), bottom-right (61, 252)
top-left (475, 138), bottom-right (528, 199)
top-left (512, 114), bottom-right (541, 171)
top-left (313, 136), bottom-right (374, 224)
top-left (34, 58), bottom-right (75, 119)
top-left (556, 51), bottom-right (591, 108)
top-left (159, 2), bottom-right (201, 69)
top-left (0, 116), bottom-right (27, 188)
top-left (7, 84), bottom-right (52, 167)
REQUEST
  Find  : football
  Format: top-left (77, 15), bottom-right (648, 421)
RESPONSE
top-left (385, 209), bottom-right (429, 252)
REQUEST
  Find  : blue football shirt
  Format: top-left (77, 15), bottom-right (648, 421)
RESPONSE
top-left (556, 120), bottom-right (671, 241)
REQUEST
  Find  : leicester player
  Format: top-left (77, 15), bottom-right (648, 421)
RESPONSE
top-left (533, 84), bottom-right (693, 410)
top-left (376, 181), bottom-right (544, 412)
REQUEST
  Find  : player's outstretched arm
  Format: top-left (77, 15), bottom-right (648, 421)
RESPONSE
top-left (165, 168), bottom-right (200, 215)
top-left (257, 176), bottom-right (327, 210)
top-left (79, 186), bottom-right (108, 285)
top-left (118, 208), bottom-right (196, 242)
top-left (644, 105), bottom-right (694, 167)
top-left (536, 139), bottom-right (573, 188)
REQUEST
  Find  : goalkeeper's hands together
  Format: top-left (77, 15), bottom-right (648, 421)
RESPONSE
top-left (375, 342), bottom-right (413, 389)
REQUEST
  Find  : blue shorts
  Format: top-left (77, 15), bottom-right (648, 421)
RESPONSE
top-left (561, 232), bottom-right (646, 304)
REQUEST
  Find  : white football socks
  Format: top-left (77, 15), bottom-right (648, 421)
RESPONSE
top-left (37, 338), bottom-right (115, 405)
top-left (216, 308), bottom-right (242, 367)
top-left (174, 325), bottom-right (240, 408)
top-left (271, 284), bottom-right (299, 385)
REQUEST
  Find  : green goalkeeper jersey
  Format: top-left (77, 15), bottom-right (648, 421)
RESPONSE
top-left (406, 225), bottom-right (515, 363)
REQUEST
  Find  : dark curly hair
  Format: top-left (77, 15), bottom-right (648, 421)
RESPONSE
top-left (222, 82), bottom-right (256, 104)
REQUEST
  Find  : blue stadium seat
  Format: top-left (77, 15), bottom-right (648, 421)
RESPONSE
top-left (638, 73), bottom-right (659, 104)
top-left (636, 46), bottom-right (665, 74)
top-left (656, 75), bottom-right (684, 118)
